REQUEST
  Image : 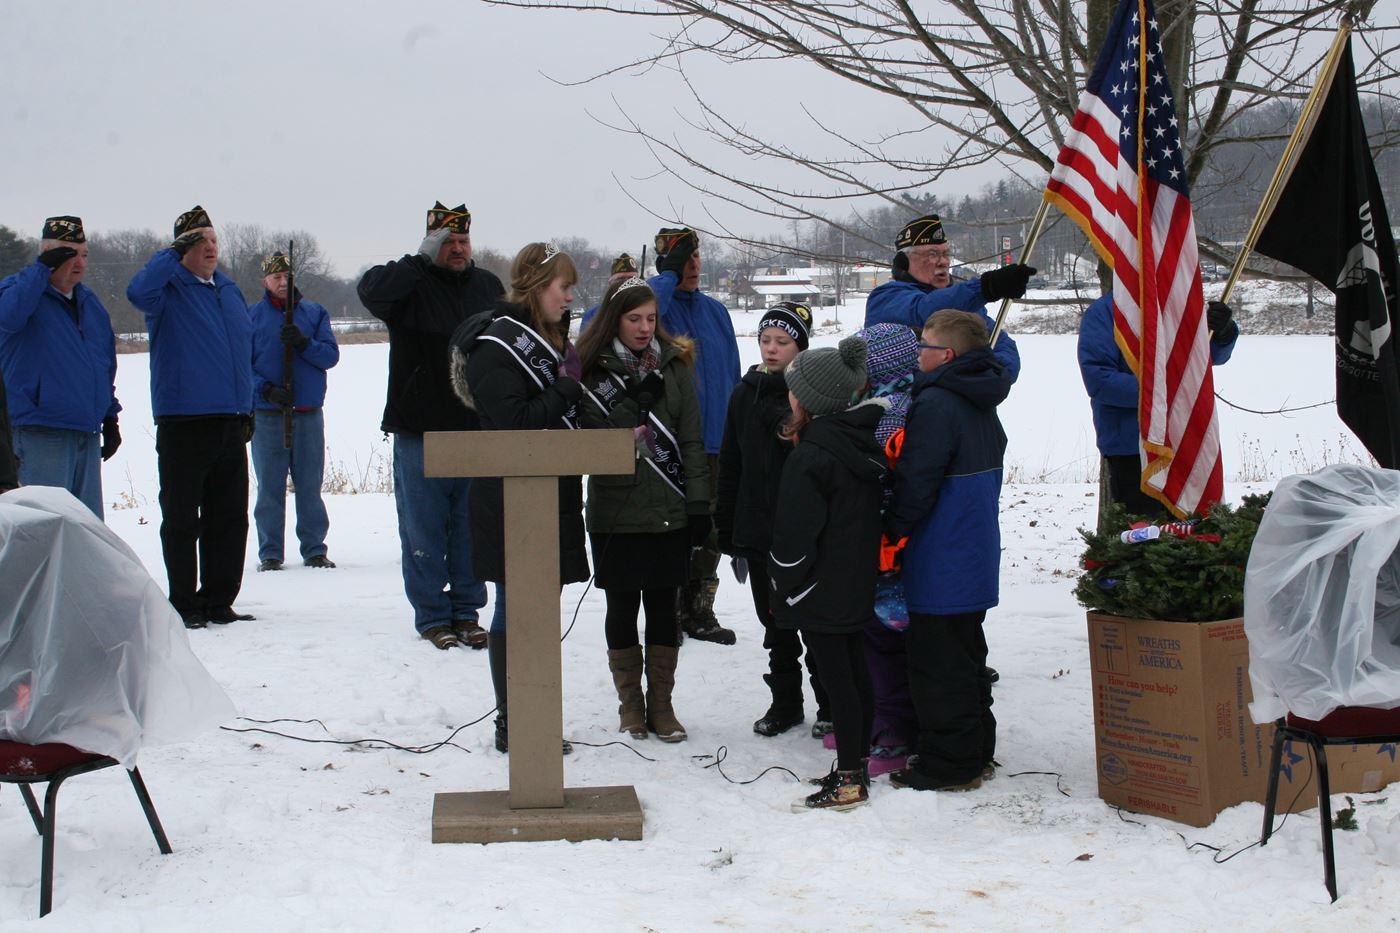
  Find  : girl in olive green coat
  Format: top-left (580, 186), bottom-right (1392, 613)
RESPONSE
top-left (577, 276), bottom-right (710, 742)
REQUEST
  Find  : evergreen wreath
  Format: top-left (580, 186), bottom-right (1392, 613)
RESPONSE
top-left (1075, 493), bottom-right (1271, 622)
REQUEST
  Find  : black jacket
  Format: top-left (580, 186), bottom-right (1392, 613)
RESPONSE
top-left (769, 401), bottom-right (887, 634)
top-left (460, 302), bottom-right (589, 584)
top-left (715, 366), bottom-right (793, 559)
top-left (0, 370), bottom-right (17, 491)
top-left (357, 254), bottom-right (504, 434)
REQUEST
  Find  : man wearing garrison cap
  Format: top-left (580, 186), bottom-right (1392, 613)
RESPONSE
top-left (127, 205), bottom-right (256, 629)
top-left (865, 213), bottom-right (1028, 385)
top-left (357, 202), bottom-right (504, 650)
top-left (249, 251), bottom-right (340, 574)
top-left (0, 215), bottom-right (121, 517)
top-left (646, 226), bottom-right (742, 645)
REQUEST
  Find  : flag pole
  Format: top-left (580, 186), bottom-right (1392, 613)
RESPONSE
top-left (989, 198), bottom-right (1052, 348)
top-left (1219, 19), bottom-right (1354, 305)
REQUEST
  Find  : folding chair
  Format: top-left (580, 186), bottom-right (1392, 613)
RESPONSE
top-left (1260, 706), bottom-right (1400, 902)
top-left (0, 739), bottom-right (172, 917)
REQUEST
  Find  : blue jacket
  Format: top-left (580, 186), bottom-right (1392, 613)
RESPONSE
top-left (250, 292), bottom-right (340, 410)
top-left (126, 250), bottom-right (253, 419)
top-left (864, 277), bottom-right (1021, 384)
top-left (1077, 294), bottom-right (1238, 457)
top-left (886, 349), bottom-right (1010, 615)
top-left (0, 260), bottom-right (120, 432)
top-left (649, 272), bottom-right (741, 454)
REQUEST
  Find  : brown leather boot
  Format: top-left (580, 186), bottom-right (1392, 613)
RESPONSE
top-left (608, 646), bottom-right (648, 739)
top-left (645, 645), bottom-right (687, 742)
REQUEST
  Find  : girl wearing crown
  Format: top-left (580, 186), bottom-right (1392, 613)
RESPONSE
top-left (573, 275), bottom-right (709, 743)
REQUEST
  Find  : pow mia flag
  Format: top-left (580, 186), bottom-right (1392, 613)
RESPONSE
top-left (1255, 42), bottom-right (1400, 468)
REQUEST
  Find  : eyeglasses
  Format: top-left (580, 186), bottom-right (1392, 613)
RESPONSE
top-left (917, 342), bottom-right (955, 358)
top-left (906, 248), bottom-right (951, 263)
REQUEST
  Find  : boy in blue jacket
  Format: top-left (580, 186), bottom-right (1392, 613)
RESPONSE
top-left (884, 309), bottom-right (1010, 792)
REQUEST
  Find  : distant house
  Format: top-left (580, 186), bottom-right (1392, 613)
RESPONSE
top-left (750, 274), bottom-right (823, 308)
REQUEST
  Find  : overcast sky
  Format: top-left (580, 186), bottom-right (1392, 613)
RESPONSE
top-left (1, 0), bottom-right (948, 276)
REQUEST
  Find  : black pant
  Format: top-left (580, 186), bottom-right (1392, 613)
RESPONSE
top-left (748, 563), bottom-right (828, 718)
top-left (802, 630), bottom-right (872, 771)
top-left (906, 610), bottom-right (994, 781)
top-left (604, 587), bottom-right (679, 649)
top-left (1105, 454), bottom-right (1168, 519)
top-left (156, 417), bottom-right (249, 616)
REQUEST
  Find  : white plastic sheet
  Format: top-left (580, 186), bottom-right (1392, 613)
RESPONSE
top-left (1245, 464), bottom-right (1400, 723)
top-left (0, 486), bottom-right (236, 767)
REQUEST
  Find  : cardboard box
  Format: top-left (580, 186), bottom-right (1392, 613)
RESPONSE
top-left (1087, 612), bottom-right (1400, 827)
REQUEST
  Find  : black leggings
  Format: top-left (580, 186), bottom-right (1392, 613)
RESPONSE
top-left (802, 630), bottom-right (873, 771)
top-left (604, 587), bottom-right (680, 649)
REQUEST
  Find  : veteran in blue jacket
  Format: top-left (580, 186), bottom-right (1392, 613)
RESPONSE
top-left (864, 213), bottom-right (1027, 385)
top-left (249, 251), bottom-right (340, 573)
top-left (646, 228), bottom-right (742, 645)
top-left (126, 205), bottom-right (255, 629)
top-left (1077, 292), bottom-right (1239, 517)
top-left (0, 215), bottom-right (121, 517)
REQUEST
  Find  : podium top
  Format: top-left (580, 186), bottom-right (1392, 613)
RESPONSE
top-left (423, 429), bottom-right (637, 478)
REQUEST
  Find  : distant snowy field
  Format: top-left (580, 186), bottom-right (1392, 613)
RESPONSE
top-left (2, 307), bottom-right (1393, 930)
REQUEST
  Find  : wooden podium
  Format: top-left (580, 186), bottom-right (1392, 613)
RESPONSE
top-left (422, 428), bottom-right (644, 844)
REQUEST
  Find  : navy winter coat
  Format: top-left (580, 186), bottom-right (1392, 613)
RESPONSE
top-left (649, 272), bottom-right (741, 454)
top-left (126, 250), bottom-right (253, 418)
top-left (769, 402), bottom-right (887, 634)
top-left (864, 276), bottom-right (1021, 384)
top-left (0, 260), bottom-right (120, 432)
top-left (1077, 294), bottom-right (1238, 457)
top-left (886, 349), bottom-right (1010, 615)
top-left (250, 292), bottom-right (340, 410)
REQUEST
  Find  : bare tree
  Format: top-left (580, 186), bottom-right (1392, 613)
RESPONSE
top-left (487, 0), bottom-right (1399, 264)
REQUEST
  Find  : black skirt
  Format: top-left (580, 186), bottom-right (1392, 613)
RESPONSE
top-left (589, 528), bottom-right (690, 591)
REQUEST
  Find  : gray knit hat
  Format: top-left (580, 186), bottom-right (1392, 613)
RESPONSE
top-left (786, 336), bottom-right (869, 417)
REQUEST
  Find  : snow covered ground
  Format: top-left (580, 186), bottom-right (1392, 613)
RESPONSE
top-left (3, 305), bottom-right (1396, 930)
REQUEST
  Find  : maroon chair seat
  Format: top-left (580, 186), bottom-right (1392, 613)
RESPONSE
top-left (1261, 706), bottom-right (1400, 902)
top-left (0, 739), bottom-right (108, 775)
top-left (1285, 706), bottom-right (1400, 737)
top-left (0, 737), bottom-right (171, 917)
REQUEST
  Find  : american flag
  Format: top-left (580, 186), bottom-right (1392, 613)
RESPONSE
top-left (1046, 0), bottom-right (1223, 518)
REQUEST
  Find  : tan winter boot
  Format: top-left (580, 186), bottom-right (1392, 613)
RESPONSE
top-left (608, 646), bottom-right (648, 739)
top-left (645, 645), bottom-right (688, 742)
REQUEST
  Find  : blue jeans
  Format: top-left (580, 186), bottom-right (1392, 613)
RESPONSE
top-left (392, 433), bottom-right (487, 634)
top-left (251, 409), bottom-right (331, 562)
top-left (14, 426), bottom-right (103, 518)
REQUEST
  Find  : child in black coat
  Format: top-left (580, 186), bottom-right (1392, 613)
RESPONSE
top-left (769, 336), bottom-right (888, 812)
top-left (715, 302), bottom-right (831, 739)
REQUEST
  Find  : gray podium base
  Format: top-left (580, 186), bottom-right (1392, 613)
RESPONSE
top-left (431, 785), bottom-right (644, 844)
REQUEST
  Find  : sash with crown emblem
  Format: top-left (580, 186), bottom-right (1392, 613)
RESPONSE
top-left (581, 370), bottom-right (687, 499)
top-left (476, 316), bottom-right (579, 428)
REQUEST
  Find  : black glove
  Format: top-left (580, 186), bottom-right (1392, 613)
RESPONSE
top-left (100, 418), bottom-right (121, 462)
top-left (979, 263), bottom-right (1036, 301)
top-left (688, 511), bottom-right (713, 547)
top-left (891, 250), bottom-right (910, 280)
top-left (242, 415), bottom-right (255, 444)
top-left (171, 230), bottom-right (206, 257)
top-left (281, 323), bottom-right (310, 350)
top-left (656, 237), bottom-right (697, 278)
top-left (629, 370), bottom-right (665, 403)
top-left (262, 384), bottom-right (293, 407)
top-left (38, 246), bottom-right (78, 270)
top-left (1206, 300), bottom-right (1234, 336)
top-left (553, 376), bottom-right (584, 404)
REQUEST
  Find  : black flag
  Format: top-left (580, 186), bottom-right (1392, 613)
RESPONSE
top-left (1254, 42), bottom-right (1400, 468)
